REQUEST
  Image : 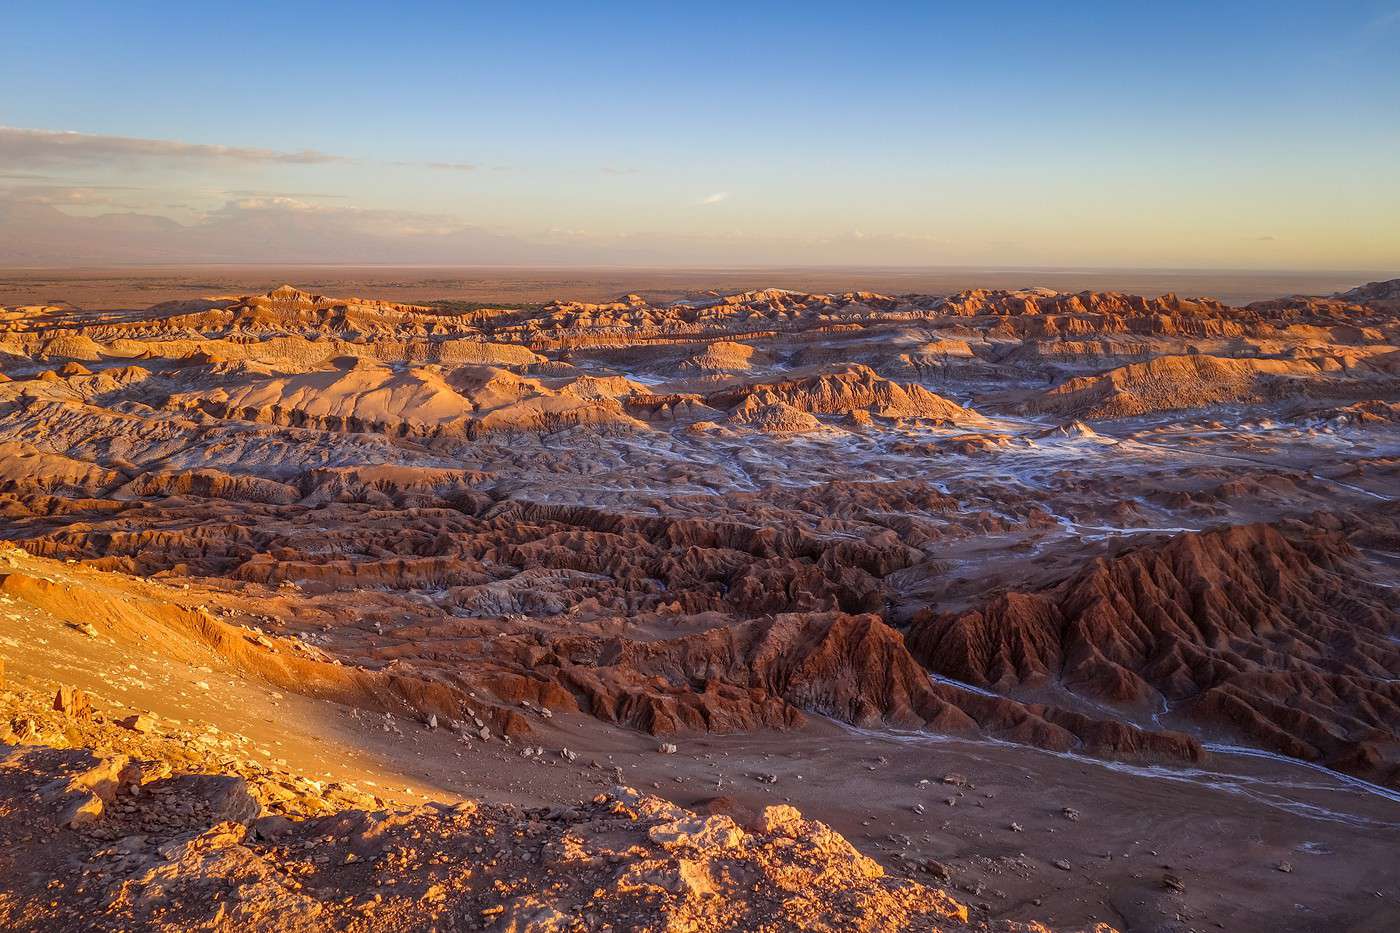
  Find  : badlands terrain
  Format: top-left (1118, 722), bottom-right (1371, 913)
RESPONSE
top-left (1, 272), bottom-right (1398, 931)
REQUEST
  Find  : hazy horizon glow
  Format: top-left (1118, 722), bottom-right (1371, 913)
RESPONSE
top-left (3, 1), bottom-right (1399, 269)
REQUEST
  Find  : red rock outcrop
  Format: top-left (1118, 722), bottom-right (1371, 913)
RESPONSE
top-left (906, 523), bottom-right (1400, 785)
top-left (707, 364), bottom-right (982, 425)
top-left (1024, 354), bottom-right (1389, 420)
top-left (549, 611), bottom-right (1199, 760)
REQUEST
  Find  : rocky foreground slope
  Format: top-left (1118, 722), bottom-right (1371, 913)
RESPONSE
top-left (2, 674), bottom-right (1040, 933)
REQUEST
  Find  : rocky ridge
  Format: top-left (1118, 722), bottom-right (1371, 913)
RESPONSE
top-left (906, 522), bottom-right (1400, 785)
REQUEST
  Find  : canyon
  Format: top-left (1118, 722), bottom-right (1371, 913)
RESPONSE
top-left (1, 273), bottom-right (1398, 932)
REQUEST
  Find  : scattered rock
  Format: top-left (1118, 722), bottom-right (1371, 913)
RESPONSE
top-left (118, 713), bottom-right (157, 734)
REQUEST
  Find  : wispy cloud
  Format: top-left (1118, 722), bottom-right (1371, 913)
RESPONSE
top-left (0, 126), bottom-right (343, 167)
top-left (211, 197), bottom-right (467, 237)
top-left (389, 160), bottom-right (478, 172)
top-left (223, 188), bottom-right (347, 200)
top-left (0, 127), bottom-right (485, 175)
top-left (1365, 8), bottom-right (1400, 31)
top-left (699, 191), bottom-right (730, 205)
top-left (1, 184), bottom-right (136, 207)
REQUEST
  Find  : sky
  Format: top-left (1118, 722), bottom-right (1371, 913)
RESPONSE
top-left (2, 1), bottom-right (1398, 269)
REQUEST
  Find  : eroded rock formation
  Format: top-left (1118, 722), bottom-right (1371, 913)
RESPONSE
top-left (906, 523), bottom-right (1400, 784)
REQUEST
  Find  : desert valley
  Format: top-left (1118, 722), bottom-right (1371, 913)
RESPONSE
top-left (10, 0), bottom-right (1400, 928)
top-left (0, 271), bottom-right (1396, 931)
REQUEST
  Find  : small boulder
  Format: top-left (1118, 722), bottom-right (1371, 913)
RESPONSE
top-left (118, 713), bottom-right (157, 734)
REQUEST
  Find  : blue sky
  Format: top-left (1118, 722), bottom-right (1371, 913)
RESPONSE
top-left (2, 1), bottom-right (1398, 267)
